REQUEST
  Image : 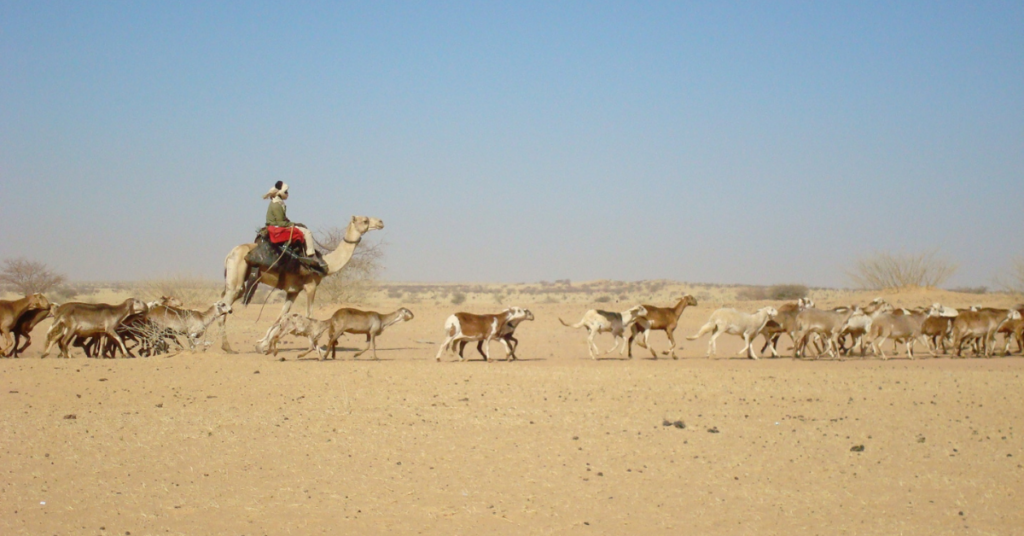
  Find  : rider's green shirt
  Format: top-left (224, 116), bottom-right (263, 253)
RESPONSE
top-left (266, 201), bottom-right (292, 227)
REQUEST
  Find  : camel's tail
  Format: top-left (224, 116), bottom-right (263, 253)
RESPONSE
top-left (686, 322), bottom-right (714, 341)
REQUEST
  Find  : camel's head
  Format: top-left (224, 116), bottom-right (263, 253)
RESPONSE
top-left (352, 216), bottom-right (385, 235)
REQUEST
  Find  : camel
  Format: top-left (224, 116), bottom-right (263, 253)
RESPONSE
top-left (218, 215), bottom-right (384, 353)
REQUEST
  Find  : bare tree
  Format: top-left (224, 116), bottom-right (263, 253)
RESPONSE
top-left (847, 249), bottom-right (957, 290)
top-left (313, 227), bottom-right (386, 304)
top-left (994, 257), bottom-right (1024, 295)
top-left (0, 258), bottom-right (67, 295)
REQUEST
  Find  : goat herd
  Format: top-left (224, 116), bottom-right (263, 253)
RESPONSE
top-left (0, 291), bottom-right (1022, 362)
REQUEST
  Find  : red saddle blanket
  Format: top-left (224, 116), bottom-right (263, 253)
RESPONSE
top-left (267, 226), bottom-right (305, 245)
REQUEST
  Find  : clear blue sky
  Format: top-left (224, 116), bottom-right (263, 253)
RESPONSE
top-left (1, 1), bottom-right (1021, 287)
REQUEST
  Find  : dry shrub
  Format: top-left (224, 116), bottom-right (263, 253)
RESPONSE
top-left (951, 286), bottom-right (988, 295)
top-left (848, 250), bottom-right (957, 290)
top-left (0, 258), bottom-right (66, 295)
top-left (995, 258), bottom-right (1024, 295)
top-left (314, 228), bottom-right (386, 304)
top-left (767, 284), bottom-right (808, 300)
top-left (736, 287), bottom-right (768, 301)
top-left (450, 292), bottom-right (466, 305)
top-left (136, 275), bottom-right (221, 307)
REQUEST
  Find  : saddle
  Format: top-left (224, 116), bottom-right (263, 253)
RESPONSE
top-left (242, 228), bottom-right (328, 305)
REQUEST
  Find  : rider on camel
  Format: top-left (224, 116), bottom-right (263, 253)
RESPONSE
top-left (263, 181), bottom-right (317, 258)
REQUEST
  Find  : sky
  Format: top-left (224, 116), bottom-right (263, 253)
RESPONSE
top-left (1, 1), bottom-right (1022, 288)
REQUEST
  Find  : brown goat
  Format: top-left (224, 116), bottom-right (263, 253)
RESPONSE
top-left (458, 309), bottom-right (534, 361)
top-left (7, 298), bottom-right (53, 357)
top-left (324, 307), bottom-right (414, 360)
top-left (438, 307), bottom-right (530, 361)
top-left (41, 299), bottom-right (148, 358)
top-left (0, 294), bottom-right (50, 356)
top-left (627, 295), bottom-right (698, 359)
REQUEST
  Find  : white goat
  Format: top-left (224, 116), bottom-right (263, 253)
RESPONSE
top-left (261, 312), bottom-right (332, 358)
top-left (145, 302), bottom-right (232, 351)
top-left (793, 307), bottom-right (857, 359)
top-left (687, 307), bottom-right (778, 359)
top-left (559, 305), bottom-right (648, 360)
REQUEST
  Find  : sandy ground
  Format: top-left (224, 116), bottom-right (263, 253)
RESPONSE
top-left (2, 287), bottom-right (1023, 535)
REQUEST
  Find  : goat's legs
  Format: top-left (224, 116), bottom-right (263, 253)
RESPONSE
top-left (738, 333), bottom-right (758, 359)
top-left (707, 329), bottom-right (722, 358)
top-left (586, 329), bottom-right (600, 359)
top-left (666, 329), bottom-right (678, 359)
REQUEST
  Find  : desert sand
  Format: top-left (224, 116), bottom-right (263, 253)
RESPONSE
top-left (2, 284), bottom-right (1022, 535)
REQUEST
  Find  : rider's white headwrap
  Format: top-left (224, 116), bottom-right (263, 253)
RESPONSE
top-left (262, 182), bottom-right (289, 200)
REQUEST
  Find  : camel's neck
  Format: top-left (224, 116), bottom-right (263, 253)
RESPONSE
top-left (323, 224), bottom-right (362, 275)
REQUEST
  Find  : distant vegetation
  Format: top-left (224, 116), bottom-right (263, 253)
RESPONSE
top-left (0, 257), bottom-right (72, 298)
top-left (995, 257), bottom-right (1024, 295)
top-left (737, 284), bottom-right (809, 301)
top-left (950, 286), bottom-right (988, 295)
top-left (848, 249), bottom-right (957, 290)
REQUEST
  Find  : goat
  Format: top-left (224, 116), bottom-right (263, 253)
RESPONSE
top-left (950, 308), bottom-right (1021, 358)
top-left (996, 310), bottom-right (1024, 356)
top-left (41, 299), bottom-right (149, 358)
top-left (79, 300), bottom-right (183, 358)
top-left (867, 306), bottom-right (942, 360)
top-left (147, 296), bottom-right (184, 308)
top-left (627, 295), bottom-right (698, 359)
top-left (921, 310), bottom-right (957, 357)
top-left (0, 294), bottom-right (50, 357)
top-left (323, 307), bottom-right (415, 360)
top-left (458, 308), bottom-right (534, 361)
top-left (6, 296), bottom-right (54, 357)
top-left (559, 305), bottom-right (648, 360)
top-left (758, 298), bottom-right (814, 358)
top-left (145, 302), bottom-right (233, 351)
top-left (262, 313), bottom-right (332, 359)
top-left (793, 307), bottom-right (858, 359)
top-left (835, 299), bottom-right (892, 356)
top-left (687, 307), bottom-right (778, 359)
top-left (438, 307), bottom-right (530, 362)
